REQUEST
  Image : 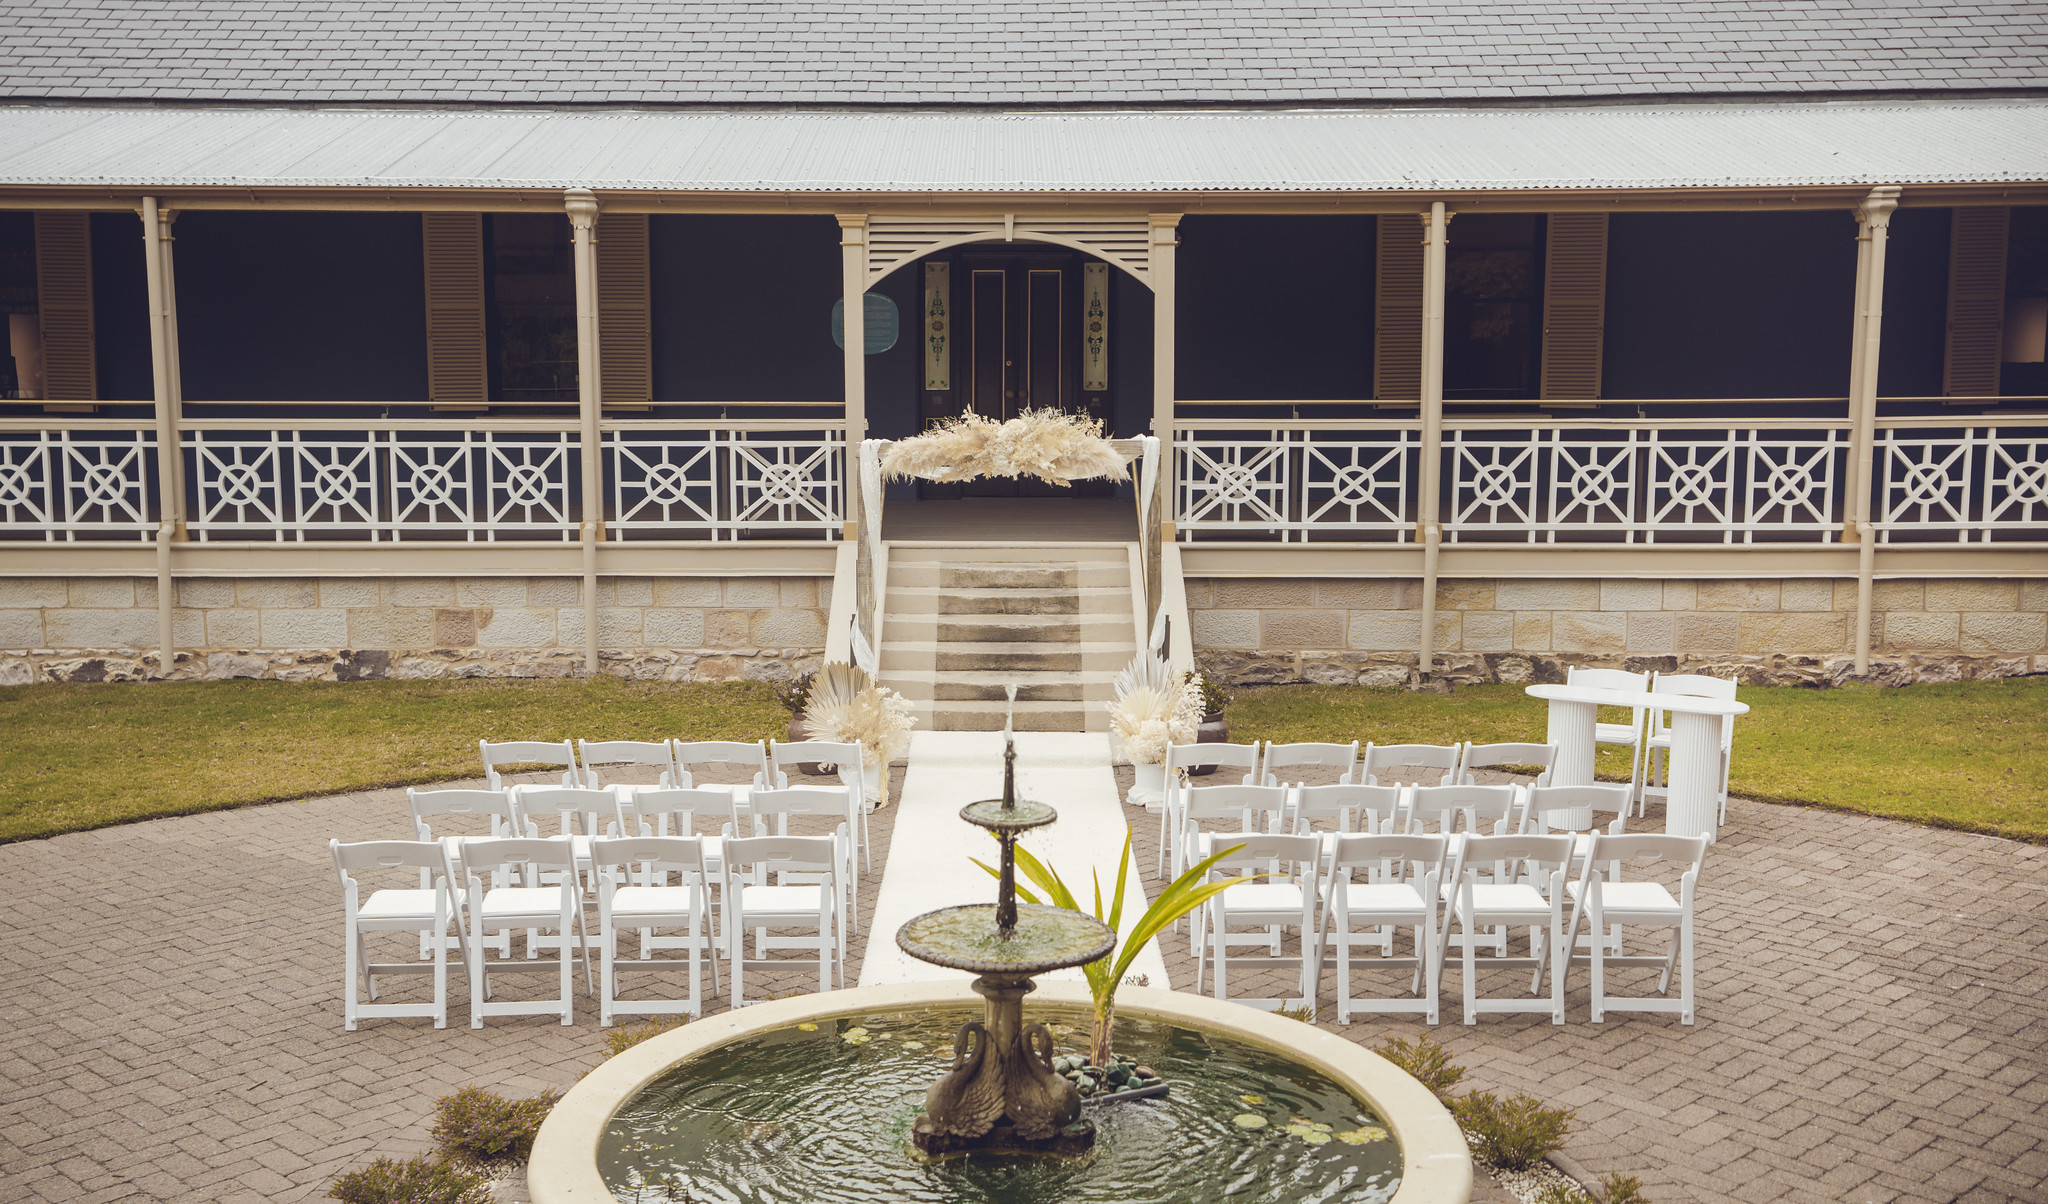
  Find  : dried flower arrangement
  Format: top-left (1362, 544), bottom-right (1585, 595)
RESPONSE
top-left (881, 408), bottom-right (1128, 487)
top-left (799, 661), bottom-right (915, 770)
top-left (1105, 651), bottom-right (1204, 765)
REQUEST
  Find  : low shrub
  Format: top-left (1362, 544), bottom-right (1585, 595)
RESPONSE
top-left (1535, 1185), bottom-right (1589, 1204)
top-left (1452, 1090), bottom-right (1575, 1171)
top-left (328, 1155), bottom-right (491, 1204)
top-left (1368, 1030), bottom-right (1466, 1104)
top-left (1274, 1004), bottom-right (1316, 1024)
top-left (601, 1015), bottom-right (690, 1059)
top-left (1599, 1172), bottom-right (1650, 1204)
top-left (430, 1085), bottom-right (558, 1166)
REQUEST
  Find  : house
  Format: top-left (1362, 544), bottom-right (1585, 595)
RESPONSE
top-left (0, 1), bottom-right (2042, 726)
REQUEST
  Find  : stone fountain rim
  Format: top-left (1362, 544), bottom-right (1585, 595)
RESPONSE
top-left (526, 980), bottom-right (1474, 1204)
top-left (895, 901), bottom-right (1118, 974)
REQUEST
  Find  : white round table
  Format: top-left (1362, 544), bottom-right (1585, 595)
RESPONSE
top-left (1524, 683), bottom-right (1748, 840)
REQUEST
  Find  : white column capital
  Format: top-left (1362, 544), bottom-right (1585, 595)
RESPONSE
top-left (564, 188), bottom-right (599, 231)
top-left (1855, 185), bottom-right (1902, 229)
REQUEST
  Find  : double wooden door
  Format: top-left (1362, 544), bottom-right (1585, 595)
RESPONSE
top-left (920, 250), bottom-right (1112, 498)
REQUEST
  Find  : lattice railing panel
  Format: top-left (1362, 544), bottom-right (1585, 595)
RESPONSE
top-left (1876, 424), bottom-right (2048, 543)
top-left (1176, 425), bottom-right (1415, 542)
top-left (0, 428), bottom-right (157, 540)
top-left (608, 425), bottom-right (843, 541)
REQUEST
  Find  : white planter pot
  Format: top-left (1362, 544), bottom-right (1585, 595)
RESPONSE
top-left (863, 761), bottom-right (884, 809)
top-left (1128, 760), bottom-right (1167, 812)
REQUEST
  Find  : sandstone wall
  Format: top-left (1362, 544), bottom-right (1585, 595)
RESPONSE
top-left (1187, 577), bottom-right (2048, 688)
top-left (0, 575), bottom-right (829, 684)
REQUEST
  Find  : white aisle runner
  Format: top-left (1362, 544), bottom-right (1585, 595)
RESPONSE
top-left (859, 729), bottom-right (1171, 989)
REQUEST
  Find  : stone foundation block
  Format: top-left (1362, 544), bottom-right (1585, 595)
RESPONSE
top-left (1495, 579), bottom-right (1599, 611)
top-left (1960, 612), bottom-right (2047, 655)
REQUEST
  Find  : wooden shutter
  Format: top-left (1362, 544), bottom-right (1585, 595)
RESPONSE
top-left (1374, 214), bottom-right (1423, 400)
top-left (1540, 213), bottom-right (1609, 399)
top-left (597, 213), bottom-right (651, 406)
top-left (34, 212), bottom-right (95, 400)
top-left (1944, 206), bottom-right (2009, 397)
top-left (422, 212), bottom-right (487, 405)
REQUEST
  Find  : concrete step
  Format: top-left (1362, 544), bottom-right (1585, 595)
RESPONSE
top-left (885, 563), bottom-right (1129, 590)
top-left (886, 542), bottom-right (1134, 563)
top-left (884, 615), bottom-right (1128, 646)
top-left (885, 585), bottom-right (1132, 617)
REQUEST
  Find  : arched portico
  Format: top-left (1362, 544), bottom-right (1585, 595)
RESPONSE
top-left (837, 211), bottom-right (1180, 530)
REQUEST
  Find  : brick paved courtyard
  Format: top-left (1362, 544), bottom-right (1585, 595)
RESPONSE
top-left (1, 765), bottom-right (2045, 1203)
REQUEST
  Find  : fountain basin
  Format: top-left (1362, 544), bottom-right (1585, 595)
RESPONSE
top-left (528, 980), bottom-right (1472, 1204)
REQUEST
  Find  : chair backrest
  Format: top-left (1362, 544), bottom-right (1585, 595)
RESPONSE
top-left (747, 786), bottom-right (854, 836)
top-left (1580, 833), bottom-right (1708, 880)
top-left (1649, 673), bottom-right (1739, 745)
top-left (673, 740), bottom-right (770, 789)
top-left (1180, 784), bottom-right (1285, 830)
top-left (1408, 784), bottom-right (1521, 834)
top-left (1360, 742), bottom-right (1460, 787)
top-left (1260, 741), bottom-right (1360, 785)
top-left (1293, 783), bottom-right (1401, 834)
top-left (1203, 832), bottom-right (1322, 878)
top-left (511, 785), bottom-right (618, 837)
top-left (332, 838), bottom-right (453, 882)
top-left (1455, 742), bottom-right (1559, 789)
top-left (1329, 832), bottom-right (1448, 879)
top-left (479, 739), bottom-right (581, 790)
top-left (1459, 832), bottom-right (1577, 877)
top-left (589, 835), bottom-right (707, 878)
top-left (767, 739), bottom-right (867, 802)
top-left (617, 786), bottom-right (735, 838)
top-left (1566, 666), bottom-right (1649, 695)
top-left (453, 836), bottom-right (580, 881)
top-left (577, 739), bottom-right (678, 788)
top-left (1523, 784), bottom-right (1634, 833)
top-left (407, 788), bottom-right (521, 841)
top-left (724, 834), bottom-right (840, 878)
top-left (1166, 741), bottom-right (1260, 774)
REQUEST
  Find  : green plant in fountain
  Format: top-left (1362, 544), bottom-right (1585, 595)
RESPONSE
top-left (977, 831), bottom-right (1254, 1067)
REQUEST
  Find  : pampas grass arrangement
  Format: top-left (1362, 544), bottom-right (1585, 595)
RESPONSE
top-left (881, 408), bottom-right (1128, 487)
top-left (801, 661), bottom-right (914, 770)
top-left (1106, 651), bottom-right (1204, 766)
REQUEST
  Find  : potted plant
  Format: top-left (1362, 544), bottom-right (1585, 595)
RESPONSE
top-left (773, 671), bottom-right (819, 773)
top-left (1187, 672), bottom-right (1233, 776)
top-left (800, 661), bottom-right (914, 806)
top-left (1105, 652), bottom-right (1203, 809)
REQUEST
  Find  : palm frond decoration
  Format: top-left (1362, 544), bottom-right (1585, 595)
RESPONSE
top-left (1105, 651), bottom-right (1203, 765)
top-left (881, 408), bottom-right (1128, 487)
top-left (801, 661), bottom-right (915, 769)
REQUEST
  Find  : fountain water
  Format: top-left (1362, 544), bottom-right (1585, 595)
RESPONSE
top-left (894, 705), bottom-right (1118, 1157)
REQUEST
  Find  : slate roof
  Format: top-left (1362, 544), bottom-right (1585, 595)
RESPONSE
top-left (0, 0), bottom-right (2045, 107)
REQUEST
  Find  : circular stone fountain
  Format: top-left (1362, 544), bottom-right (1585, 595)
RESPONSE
top-left (527, 725), bottom-right (1474, 1204)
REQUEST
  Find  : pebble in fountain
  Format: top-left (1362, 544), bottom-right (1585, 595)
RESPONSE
top-left (894, 692), bottom-right (1117, 1158)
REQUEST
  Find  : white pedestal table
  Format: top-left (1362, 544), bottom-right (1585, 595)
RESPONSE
top-left (1523, 683), bottom-right (1748, 841)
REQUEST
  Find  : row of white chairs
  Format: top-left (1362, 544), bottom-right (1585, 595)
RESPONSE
top-left (1155, 738), bottom-right (1561, 876)
top-left (1187, 790), bottom-right (1707, 1026)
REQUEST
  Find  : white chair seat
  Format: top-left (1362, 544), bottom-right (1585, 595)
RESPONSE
top-left (1455, 883), bottom-right (1549, 916)
top-left (1336, 882), bottom-right (1428, 912)
top-left (478, 887), bottom-right (570, 919)
top-left (611, 886), bottom-right (700, 915)
top-left (736, 884), bottom-right (830, 912)
top-left (1566, 880), bottom-right (1681, 916)
top-left (1219, 882), bottom-right (1306, 911)
top-left (1594, 722), bottom-right (1641, 744)
top-left (358, 888), bottom-right (459, 921)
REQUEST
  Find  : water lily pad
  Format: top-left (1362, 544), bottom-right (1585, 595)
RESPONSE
top-left (1335, 1125), bottom-right (1390, 1144)
top-left (840, 1026), bottom-right (871, 1045)
top-left (902, 1040), bottom-right (926, 1050)
top-left (1295, 1129), bottom-right (1331, 1145)
top-left (1231, 1114), bottom-right (1269, 1129)
top-left (1239, 1093), bottom-right (1266, 1106)
top-left (796, 1022), bottom-right (819, 1031)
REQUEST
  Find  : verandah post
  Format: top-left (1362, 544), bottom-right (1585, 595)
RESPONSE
top-left (567, 188), bottom-right (603, 676)
top-left (1150, 213), bottom-right (1181, 540)
top-left (838, 215), bottom-right (868, 541)
top-left (1846, 186), bottom-right (1900, 675)
top-left (139, 196), bottom-right (182, 678)
top-left (1417, 202), bottom-right (1449, 675)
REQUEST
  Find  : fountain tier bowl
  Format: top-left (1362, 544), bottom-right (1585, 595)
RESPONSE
top-left (528, 980), bottom-right (1473, 1204)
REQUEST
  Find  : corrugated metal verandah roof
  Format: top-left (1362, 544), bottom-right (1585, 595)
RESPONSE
top-left (0, 101), bottom-right (2043, 193)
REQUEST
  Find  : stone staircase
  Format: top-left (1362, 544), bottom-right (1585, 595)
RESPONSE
top-left (879, 544), bottom-right (1140, 732)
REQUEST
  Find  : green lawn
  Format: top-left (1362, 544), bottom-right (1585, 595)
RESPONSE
top-left (2, 676), bottom-right (2042, 845)
top-left (0, 678), bottom-right (786, 843)
top-left (1228, 679), bottom-right (2048, 844)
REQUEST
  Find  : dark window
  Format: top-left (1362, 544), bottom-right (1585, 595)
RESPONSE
top-left (1444, 213), bottom-right (1544, 400)
top-left (2003, 206), bottom-right (2048, 397)
top-left (484, 213), bottom-right (576, 403)
top-left (0, 212), bottom-right (34, 398)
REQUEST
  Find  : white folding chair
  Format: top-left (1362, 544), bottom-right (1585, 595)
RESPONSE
top-left (724, 834), bottom-right (844, 1005)
top-left (1259, 741), bottom-right (1361, 788)
top-left (745, 785), bottom-right (859, 938)
top-left (1565, 666), bottom-right (1650, 793)
top-left (577, 739), bottom-right (681, 812)
top-left (407, 787), bottom-right (524, 957)
top-left (768, 739), bottom-right (872, 873)
top-left (1292, 782), bottom-right (1401, 848)
top-left (1361, 742), bottom-right (1460, 830)
top-left (590, 836), bottom-right (719, 1023)
top-left (479, 739), bottom-right (582, 791)
top-left (1159, 742), bottom-right (1261, 875)
top-left (615, 787), bottom-right (737, 958)
top-left (1408, 784), bottom-right (1521, 956)
top-left (1177, 783), bottom-right (1277, 895)
top-left (509, 785), bottom-right (616, 957)
top-left (1523, 783), bottom-right (1634, 954)
top-left (1326, 833), bottom-right (1448, 1024)
top-left (1454, 741), bottom-right (1559, 829)
top-left (330, 839), bottom-right (468, 1031)
top-left (1449, 832), bottom-right (1579, 1026)
top-left (1194, 832), bottom-right (1323, 1015)
top-left (673, 739), bottom-right (773, 833)
top-left (1640, 673), bottom-right (1738, 822)
top-left (1564, 834), bottom-right (1708, 1025)
top-left (453, 836), bottom-right (593, 1028)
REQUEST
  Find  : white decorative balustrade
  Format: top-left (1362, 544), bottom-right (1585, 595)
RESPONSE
top-left (0, 424), bottom-right (159, 540)
top-left (1176, 422), bottom-right (1417, 542)
top-left (606, 421), bottom-right (844, 541)
top-left (1874, 422), bottom-right (2048, 543)
top-left (184, 423), bottom-right (580, 541)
